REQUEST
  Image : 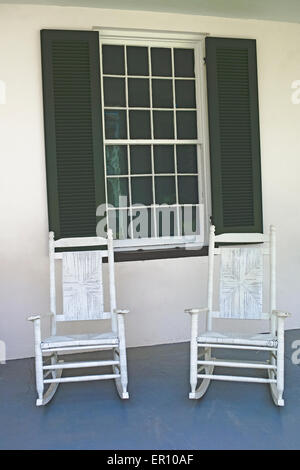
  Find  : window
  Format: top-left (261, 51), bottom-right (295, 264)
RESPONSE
top-left (41, 30), bottom-right (263, 255)
top-left (98, 31), bottom-right (208, 250)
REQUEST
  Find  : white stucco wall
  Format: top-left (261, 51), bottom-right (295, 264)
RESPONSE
top-left (0, 4), bottom-right (300, 360)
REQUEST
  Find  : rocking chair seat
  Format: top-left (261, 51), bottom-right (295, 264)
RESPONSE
top-left (197, 331), bottom-right (278, 348)
top-left (41, 332), bottom-right (119, 349)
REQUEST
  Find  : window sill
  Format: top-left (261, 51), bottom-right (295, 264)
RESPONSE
top-left (56, 243), bottom-right (208, 261)
top-left (113, 245), bottom-right (208, 262)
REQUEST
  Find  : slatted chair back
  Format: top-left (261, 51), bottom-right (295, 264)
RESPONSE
top-left (206, 225), bottom-right (276, 333)
top-left (49, 229), bottom-right (117, 335)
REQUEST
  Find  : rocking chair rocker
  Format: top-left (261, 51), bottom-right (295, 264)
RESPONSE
top-left (186, 225), bottom-right (290, 406)
top-left (28, 229), bottom-right (129, 406)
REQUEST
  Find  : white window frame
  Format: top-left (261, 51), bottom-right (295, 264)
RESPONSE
top-left (96, 27), bottom-right (211, 251)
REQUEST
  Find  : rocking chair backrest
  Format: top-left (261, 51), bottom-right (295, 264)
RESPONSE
top-left (49, 229), bottom-right (117, 335)
top-left (219, 244), bottom-right (263, 319)
top-left (206, 225), bottom-right (276, 332)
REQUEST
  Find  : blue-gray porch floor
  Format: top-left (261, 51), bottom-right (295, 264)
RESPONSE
top-left (0, 329), bottom-right (300, 450)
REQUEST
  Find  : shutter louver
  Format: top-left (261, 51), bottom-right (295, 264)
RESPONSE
top-left (206, 37), bottom-right (263, 234)
top-left (41, 30), bottom-right (104, 239)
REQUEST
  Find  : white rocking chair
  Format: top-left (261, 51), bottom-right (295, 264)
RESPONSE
top-left (28, 229), bottom-right (129, 406)
top-left (186, 225), bottom-right (290, 406)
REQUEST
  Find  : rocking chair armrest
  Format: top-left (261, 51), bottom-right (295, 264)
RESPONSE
top-left (185, 307), bottom-right (209, 315)
top-left (28, 315), bottom-right (40, 322)
top-left (272, 309), bottom-right (291, 319)
top-left (27, 312), bottom-right (54, 322)
top-left (114, 309), bottom-right (129, 315)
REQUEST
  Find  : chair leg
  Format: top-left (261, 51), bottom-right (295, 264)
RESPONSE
top-left (35, 349), bottom-right (64, 406)
top-left (50, 353), bottom-right (58, 379)
top-left (191, 347), bottom-right (215, 400)
top-left (114, 347), bottom-right (129, 399)
top-left (269, 318), bottom-right (285, 407)
top-left (32, 318), bottom-right (44, 406)
top-left (38, 367), bottom-right (63, 406)
top-left (35, 345), bottom-right (44, 406)
top-left (189, 342), bottom-right (198, 398)
top-left (276, 317), bottom-right (285, 406)
top-left (189, 314), bottom-right (199, 399)
top-left (115, 314), bottom-right (129, 399)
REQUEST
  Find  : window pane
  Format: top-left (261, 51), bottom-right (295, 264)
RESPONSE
top-left (131, 176), bottom-right (153, 205)
top-left (175, 80), bottom-right (196, 108)
top-left (155, 176), bottom-right (176, 204)
top-left (107, 177), bottom-right (129, 207)
top-left (102, 45), bottom-right (125, 75)
top-left (130, 145), bottom-right (152, 174)
top-left (174, 48), bottom-right (195, 77)
top-left (102, 43), bottom-right (201, 243)
top-left (131, 207), bottom-right (154, 238)
top-left (176, 145), bottom-right (197, 173)
top-left (153, 111), bottom-right (174, 139)
top-left (106, 145), bottom-right (128, 175)
top-left (154, 145), bottom-right (174, 173)
top-left (108, 209), bottom-right (130, 240)
top-left (151, 48), bottom-right (172, 77)
top-left (180, 205), bottom-right (199, 235)
top-left (103, 77), bottom-right (126, 107)
top-left (156, 207), bottom-right (177, 237)
top-left (178, 176), bottom-right (198, 204)
top-left (176, 111), bottom-right (197, 139)
top-left (152, 79), bottom-right (173, 108)
top-left (127, 46), bottom-right (149, 76)
top-left (105, 110), bottom-right (127, 139)
top-left (128, 78), bottom-right (150, 107)
top-left (129, 111), bottom-right (151, 139)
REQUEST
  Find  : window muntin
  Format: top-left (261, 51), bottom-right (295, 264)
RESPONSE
top-left (100, 38), bottom-right (206, 249)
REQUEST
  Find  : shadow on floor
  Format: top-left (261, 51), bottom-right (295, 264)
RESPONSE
top-left (0, 329), bottom-right (300, 449)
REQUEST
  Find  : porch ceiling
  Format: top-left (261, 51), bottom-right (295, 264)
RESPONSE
top-left (0, 0), bottom-right (300, 23)
top-left (2, 0), bottom-right (300, 25)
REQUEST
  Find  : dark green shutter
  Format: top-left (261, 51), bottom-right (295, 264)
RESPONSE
top-left (206, 37), bottom-right (263, 234)
top-left (41, 30), bottom-right (104, 239)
